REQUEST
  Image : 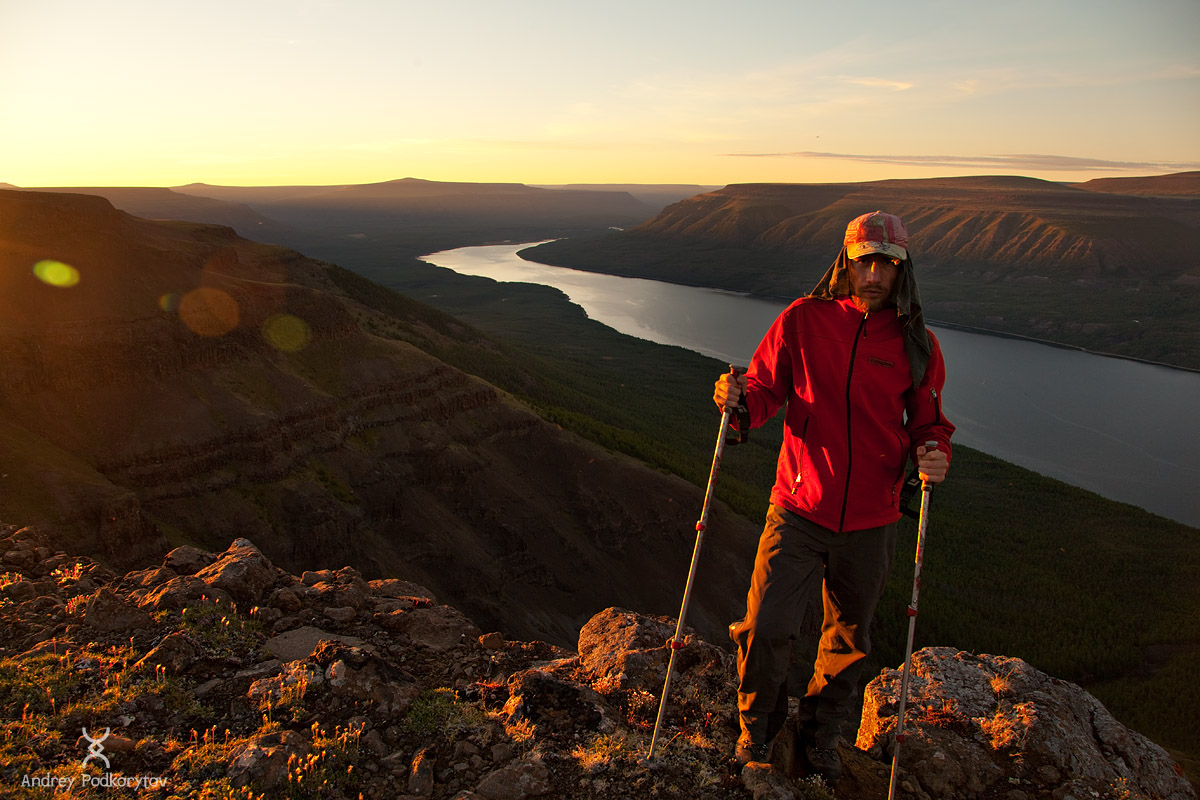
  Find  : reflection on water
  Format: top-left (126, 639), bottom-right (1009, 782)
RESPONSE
top-left (420, 242), bottom-right (1200, 528)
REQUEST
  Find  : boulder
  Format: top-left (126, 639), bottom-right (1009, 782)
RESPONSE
top-left (577, 606), bottom-right (727, 690)
top-left (370, 577), bottom-right (437, 602)
top-left (194, 539), bottom-right (277, 606)
top-left (79, 587), bottom-right (154, 631)
top-left (389, 605), bottom-right (480, 651)
top-left (409, 746), bottom-right (436, 797)
top-left (134, 631), bottom-right (200, 675)
top-left (741, 762), bottom-right (800, 800)
top-left (135, 575), bottom-right (229, 611)
top-left (163, 545), bottom-right (216, 575)
top-left (324, 605), bottom-right (357, 624)
top-left (857, 647), bottom-right (1196, 800)
top-left (267, 586), bottom-right (303, 613)
top-left (262, 625), bottom-right (370, 662)
top-left (247, 660), bottom-right (324, 703)
top-left (123, 565), bottom-right (176, 590)
top-left (502, 668), bottom-right (615, 737)
top-left (474, 757), bottom-right (551, 800)
top-left (226, 729), bottom-right (310, 789)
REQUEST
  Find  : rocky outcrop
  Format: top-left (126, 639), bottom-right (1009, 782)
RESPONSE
top-left (857, 647), bottom-right (1196, 800)
top-left (0, 524), bottom-right (1193, 799)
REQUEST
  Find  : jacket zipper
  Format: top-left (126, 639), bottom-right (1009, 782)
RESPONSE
top-left (790, 417), bottom-right (811, 494)
top-left (891, 431), bottom-right (907, 501)
top-left (930, 387), bottom-right (942, 426)
top-left (838, 312), bottom-right (869, 532)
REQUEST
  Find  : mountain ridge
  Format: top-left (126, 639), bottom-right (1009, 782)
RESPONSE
top-left (175, 178), bottom-right (655, 234)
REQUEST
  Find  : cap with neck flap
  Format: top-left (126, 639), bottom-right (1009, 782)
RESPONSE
top-left (809, 210), bottom-right (932, 387)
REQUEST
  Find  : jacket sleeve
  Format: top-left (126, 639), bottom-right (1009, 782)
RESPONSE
top-left (743, 306), bottom-right (794, 429)
top-left (905, 330), bottom-right (955, 463)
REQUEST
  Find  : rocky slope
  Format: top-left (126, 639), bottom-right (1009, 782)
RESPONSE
top-left (0, 526), bottom-right (1192, 799)
top-left (0, 188), bottom-right (758, 649)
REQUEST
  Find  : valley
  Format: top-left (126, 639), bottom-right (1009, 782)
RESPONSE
top-left (3, 181), bottom-right (1198, 779)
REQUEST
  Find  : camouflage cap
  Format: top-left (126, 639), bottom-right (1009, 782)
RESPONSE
top-left (844, 210), bottom-right (909, 261)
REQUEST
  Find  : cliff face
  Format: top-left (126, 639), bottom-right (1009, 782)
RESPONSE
top-left (0, 189), bottom-right (758, 648)
top-left (633, 176), bottom-right (1200, 280)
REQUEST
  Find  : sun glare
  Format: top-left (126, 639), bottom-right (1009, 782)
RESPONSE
top-left (33, 260), bottom-right (80, 288)
top-left (262, 314), bottom-right (312, 353)
top-left (178, 288), bottom-right (239, 337)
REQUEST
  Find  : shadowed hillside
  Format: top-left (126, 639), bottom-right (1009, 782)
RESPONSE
top-left (0, 189), bottom-right (757, 649)
top-left (9, 185), bottom-right (285, 239)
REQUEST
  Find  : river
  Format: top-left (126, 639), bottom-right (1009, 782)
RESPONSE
top-left (419, 242), bottom-right (1200, 529)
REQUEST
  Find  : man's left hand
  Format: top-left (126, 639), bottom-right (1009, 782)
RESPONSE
top-left (916, 444), bottom-right (949, 483)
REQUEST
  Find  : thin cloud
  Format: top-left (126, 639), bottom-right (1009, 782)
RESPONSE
top-left (717, 151), bottom-right (1200, 173)
top-left (841, 77), bottom-right (914, 91)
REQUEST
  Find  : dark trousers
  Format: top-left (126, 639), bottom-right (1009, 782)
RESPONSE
top-left (730, 504), bottom-right (897, 749)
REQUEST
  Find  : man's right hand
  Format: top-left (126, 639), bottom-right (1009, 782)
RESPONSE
top-left (713, 371), bottom-right (748, 412)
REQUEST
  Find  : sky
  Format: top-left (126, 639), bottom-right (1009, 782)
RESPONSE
top-left (3, 0), bottom-right (1199, 188)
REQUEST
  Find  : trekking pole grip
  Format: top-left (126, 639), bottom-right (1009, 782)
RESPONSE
top-left (920, 440), bottom-right (939, 489)
top-left (727, 364), bottom-right (750, 445)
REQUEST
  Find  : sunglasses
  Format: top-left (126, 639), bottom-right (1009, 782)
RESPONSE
top-left (852, 254), bottom-right (902, 267)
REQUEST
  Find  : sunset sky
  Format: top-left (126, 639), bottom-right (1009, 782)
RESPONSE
top-left (3, 0), bottom-right (1198, 188)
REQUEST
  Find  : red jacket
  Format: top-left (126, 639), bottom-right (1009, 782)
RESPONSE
top-left (744, 296), bottom-right (954, 532)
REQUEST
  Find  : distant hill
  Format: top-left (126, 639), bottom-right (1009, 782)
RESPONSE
top-left (1071, 171), bottom-right (1200, 197)
top-left (177, 177), bottom-right (656, 236)
top-left (531, 183), bottom-right (722, 213)
top-left (628, 175), bottom-right (1200, 276)
top-left (9, 185), bottom-right (284, 239)
top-left (522, 174), bottom-right (1200, 368)
top-left (0, 188), bottom-right (756, 646)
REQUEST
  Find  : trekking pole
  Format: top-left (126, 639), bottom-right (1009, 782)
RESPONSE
top-left (645, 365), bottom-right (748, 763)
top-left (888, 441), bottom-right (938, 800)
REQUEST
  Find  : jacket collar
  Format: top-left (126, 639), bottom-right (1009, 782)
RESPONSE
top-left (809, 247), bottom-right (933, 387)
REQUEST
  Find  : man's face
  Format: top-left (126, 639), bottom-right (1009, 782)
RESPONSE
top-left (848, 254), bottom-right (900, 312)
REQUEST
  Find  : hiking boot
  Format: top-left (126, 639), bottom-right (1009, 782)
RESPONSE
top-left (734, 740), bottom-right (772, 766)
top-left (803, 743), bottom-right (842, 784)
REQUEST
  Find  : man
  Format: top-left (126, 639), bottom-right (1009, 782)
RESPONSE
top-left (713, 210), bottom-right (954, 783)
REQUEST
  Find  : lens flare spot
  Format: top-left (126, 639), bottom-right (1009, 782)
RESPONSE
top-left (158, 293), bottom-right (179, 313)
top-left (33, 260), bottom-right (80, 288)
top-left (179, 287), bottom-right (239, 337)
top-left (262, 314), bottom-right (312, 352)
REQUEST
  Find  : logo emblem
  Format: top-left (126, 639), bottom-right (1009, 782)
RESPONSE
top-left (81, 727), bottom-right (111, 769)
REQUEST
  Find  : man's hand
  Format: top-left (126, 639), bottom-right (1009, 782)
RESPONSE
top-left (917, 443), bottom-right (949, 483)
top-left (713, 371), bottom-right (748, 412)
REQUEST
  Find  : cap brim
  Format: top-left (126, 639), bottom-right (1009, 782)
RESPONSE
top-left (847, 241), bottom-right (907, 261)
